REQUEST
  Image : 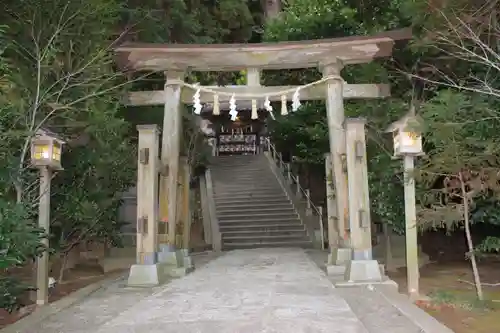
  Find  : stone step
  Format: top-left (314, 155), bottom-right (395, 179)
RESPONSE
top-left (218, 218), bottom-right (301, 227)
top-left (222, 240), bottom-right (313, 250)
top-left (216, 202), bottom-right (292, 211)
top-left (214, 191), bottom-right (284, 198)
top-left (212, 156), bottom-right (264, 161)
top-left (221, 229), bottom-right (307, 238)
top-left (211, 166), bottom-right (269, 171)
top-left (217, 211), bottom-right (298, 221)
top-left (214, 184), bottom-right (281, 191)
top-left (214, 191), bottom-right (286, 200)
top-left (213, 176), bottom-right (278, 182)
top-left (214, 198), bottom-right (291, 208)
top-left (216, 206), bottom-right (295, 215)
top-left (223, 234), bottom-right (309, 242)
top-left (219, 224), bottom-right (305, 232)
top-left (213, 176), bottom-right (277, 183)
top-left (212, 157), bottom-right (265, 162)
top-left (211, 170), bottom-right (271, 176)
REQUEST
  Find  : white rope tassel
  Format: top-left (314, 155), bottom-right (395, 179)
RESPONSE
top-left (229, 94), bottom-right (238, 121)
top-left (213, 94), bottom-right (220, 115)
top-left (292, 87), bottom-right (301, 111)
top-left (264, 96), bottom-right (275, 120)
top-left (193, 88), bottom-right (202, 115)
top-left (251, 99), bottom-right (258, 119)
top-left (281, 95), bottom-right (288, 115)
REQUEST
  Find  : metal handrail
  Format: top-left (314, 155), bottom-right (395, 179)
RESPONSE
top-left (265, 138), bottom-right (325, 250)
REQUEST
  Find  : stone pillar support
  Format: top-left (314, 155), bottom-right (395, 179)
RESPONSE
top-left (344, 118), bottom-right (372, 260)
top-left (343, 118), bottom-right (382, 282)
top-left (128, 124), bottom-right (162, 286)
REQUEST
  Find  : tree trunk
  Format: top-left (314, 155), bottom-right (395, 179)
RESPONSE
top-left (459, 172), bottom-right (484, 301)
top-left (58, 253), bottom-right (69, 283)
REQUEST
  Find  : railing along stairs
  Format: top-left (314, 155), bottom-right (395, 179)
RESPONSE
top-left (264, 138), bottom-right (326, 250)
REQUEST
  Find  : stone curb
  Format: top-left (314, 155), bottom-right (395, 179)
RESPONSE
top-left (0, 273), bottom-right (125, 333)
top-left (375, 285), bottom-right (455, 333)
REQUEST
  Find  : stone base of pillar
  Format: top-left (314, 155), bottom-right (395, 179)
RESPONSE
top-left (179, 248), bottom-right (194, 270)
top-left (166, 266), bottom-right (194, 278)
top-left (127, 264), bottom-right (163, 287)
top-left (327, 247), bottom-right (352, 265)
top-left (352, 249), bottom-right (372, 261)
top-left (345, 259), bottom-right (383, 282)
top-left (157, 247), bottom-right (195, 277)
top-left (158, 249), bottom-right (179, 266)
top-left (327, 263), bottom-right (385, 276)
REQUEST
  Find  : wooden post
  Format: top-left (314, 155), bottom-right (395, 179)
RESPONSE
top-left (344, 118), bottom-right (372, 260)
top-left (175, 162), bottom-right (183, 248)
top-left (181, 157), bottom-right (191, 250)
top-left (322, 62), bottom-right (349, 247)
top-left (136, 125), bottom-right (160, 265)
top-left (324, 153), bottom-right (339, 251)
top-left (159, 71), bottom-right (184, 248)
top-left (247, 68), bottom-right (260, 122)
top-left (403, 154), bottom-right (420, 299)
top-left (36, 167), bottom-right (51, 305)
top-left (246, 67), bottom-right (260, 86)
top-left (318, 206), bottom-right (325, 250)
top-left (199, 175), bottom-right (212, 245)
top-left (295, 175), bottom-right (301, 198)
top-left (285, 163), bottom-right (292, 184)
top-left (305, 189), bottom-right (312, 216)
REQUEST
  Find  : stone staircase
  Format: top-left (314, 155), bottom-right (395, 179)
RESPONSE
top-left (210, 154), bottom-right (312, 250)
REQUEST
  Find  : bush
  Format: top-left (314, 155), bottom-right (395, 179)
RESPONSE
top-left (0, 201), bottom-right (44, 311)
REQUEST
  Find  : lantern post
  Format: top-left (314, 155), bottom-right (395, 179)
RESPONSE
top-left (386, 113), bottom-right (423, 300)
top-left (30, 129), bottom-right (64, 305)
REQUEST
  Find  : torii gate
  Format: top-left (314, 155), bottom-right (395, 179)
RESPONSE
top-left (115, 29), bottom-right (411, 285)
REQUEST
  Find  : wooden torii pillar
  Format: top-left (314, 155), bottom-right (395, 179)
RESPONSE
top-left (114, 28), bottom-right (411, 266)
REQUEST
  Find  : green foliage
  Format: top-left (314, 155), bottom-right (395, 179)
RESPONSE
top-left (418, 90), bottom-right (500, 190)
top-left (0, 201), bottom-right (44, 270)
top-left (269, 102), bottom-right (329, 164)
top-left (417, 90), bottom-right (500, 247)
top-left (126, 0), bottom-right (257, 44)
top-left (0, 201), bottom-right (44, 311)
top-left (0, 277), bottom-right (35, 313)
top-left (0, 0), bottom-right (136, 303)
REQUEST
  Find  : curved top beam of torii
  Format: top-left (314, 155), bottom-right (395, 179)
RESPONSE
top-left (114, 29), bottom-right (411, 72)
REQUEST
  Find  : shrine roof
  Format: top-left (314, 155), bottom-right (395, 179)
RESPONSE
top-left (114, 29), bottom-right (411, 71)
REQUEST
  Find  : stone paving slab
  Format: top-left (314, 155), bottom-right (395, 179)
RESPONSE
top-left (28, 280), bottom-right (162, 333)
top-left (12, 251), bottom-right (220, 333)
top-left (95, 248), bottom-right (369, 333)
top-left (305, 249), bottom-right (454, 333)
top-left (12, 249), bottom-right (451, 333)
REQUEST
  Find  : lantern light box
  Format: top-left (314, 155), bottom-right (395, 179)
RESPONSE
top-left (386, 112), bottom-right (424, 157)
top-left (393, 130), bottom-right (422, 156)
top-left (30, 129), bottom-right (65, 170)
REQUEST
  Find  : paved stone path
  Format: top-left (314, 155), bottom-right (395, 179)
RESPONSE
top-left (94, 248), bottom-right (368, 333)
top-left (21, 248), bottom-right (450, 333)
